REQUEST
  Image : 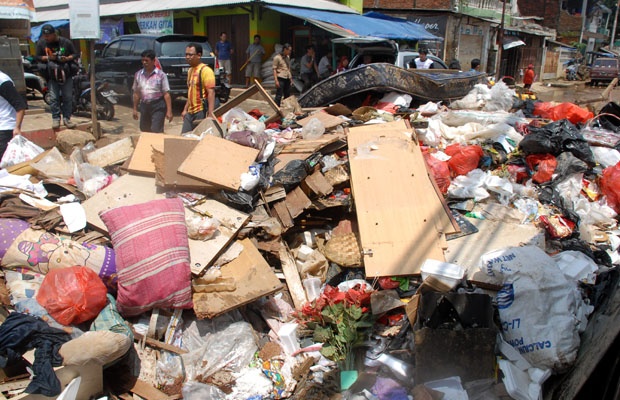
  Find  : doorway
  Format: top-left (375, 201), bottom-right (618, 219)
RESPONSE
top-left (206, 14), bottom-right (250, 86)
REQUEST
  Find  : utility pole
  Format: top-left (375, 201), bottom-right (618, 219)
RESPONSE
top-left (496, 0), bottom-right (507, 79)
top-left (579, 0), bottom-right (588, 44)
top-left (611, 0), bottom-right (619, 50)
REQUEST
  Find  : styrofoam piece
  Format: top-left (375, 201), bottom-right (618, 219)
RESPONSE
top-left (498, 359), bottom-right (532, 400)
top-left (297, 244), bottom-right (314, 262)
top-left (498, 337), bottom-right (532, 371)
top-left (424, 376), bottom-right (469, 400)
top-left (528, 368), bottom-right (551, 385)
top-left (57, 376), bottom-right (81, 400)
top-left (552, 250), bottom-right (598, 284)
top-left (303, 277), bottom-right (322, 302)
top-left (277, 323), bottom-right (300, 355)
top-left (420, 259), bottom-right (465, 289)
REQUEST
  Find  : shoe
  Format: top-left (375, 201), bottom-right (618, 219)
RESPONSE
top-left (64, 119), bottom-right (76, 129)
top-left (52, 119), bottom-right (60, 129)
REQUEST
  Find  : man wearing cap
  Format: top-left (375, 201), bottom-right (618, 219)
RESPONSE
top-left (523, 64), bottom-right (535, 89)
top-left (35, 24), bottom-right (79, 129)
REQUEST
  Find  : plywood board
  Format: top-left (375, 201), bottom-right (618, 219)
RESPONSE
top-left (161, 138), bottom-right (216, 190)
top-left (297, 110), bottom-right (345, 130)
top-left (193, 238), bottom-right (283, 319)
top-left (186, 199), bottom-right (250, 275)
top-left (285, 186), bottom-right (311, 219)
top-left (302, 170), bottom-right (334, 197)
top-left (279, 246), bottom-right (307, 310)
top-left (214, 81), bottom-right (281, 123)
top-left (347, 121), bottom-right (448, 277)
top-left (178, 135), bottom-right (259, 191)
top-left (126, 133), bottom-right (192, 176)
top-left (86, 136), bottom-right (134, 167)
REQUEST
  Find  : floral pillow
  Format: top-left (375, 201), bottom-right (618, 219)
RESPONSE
top-left (99, 198), bottom-right (192, 316)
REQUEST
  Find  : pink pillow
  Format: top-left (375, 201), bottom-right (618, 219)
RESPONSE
top-left (99, 198), bottom-right (192, 316)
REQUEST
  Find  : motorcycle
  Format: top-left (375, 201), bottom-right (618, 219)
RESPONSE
top-left (44, 66), bottom-right (118, 121)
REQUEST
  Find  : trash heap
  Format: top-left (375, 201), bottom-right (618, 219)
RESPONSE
top-left (0, 81), bottom-right (618, 400)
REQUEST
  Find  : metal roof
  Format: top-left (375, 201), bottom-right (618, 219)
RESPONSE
top-left (33, 0), bottom-right (357, 22)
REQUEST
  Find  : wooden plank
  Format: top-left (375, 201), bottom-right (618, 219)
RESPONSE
top-left (193, 239), bottom-right (283, 319)
top-left (214, 82), bottom-right (281, 121)
top-left (301, 170), bottom-right (334, 197)
top-left (279, 246), bottom-right (307, 310)
top-left (191, 116), bottom-right (224, 137)
top-left (178, 135), bottom-right (259, 191)
top-left (263, 184), bottom-right (286, 203)
top-left (132, 331), bottom-right (188, 354)
top-left (271, 200), bottom-right (294, 228)
top-left (127, 133), bottom-right (192, 176)
top-left (347, 120), bottom-right (448, 277)
top-left (86, 137), bottom-right (134, 167)
top-left (124, 378), bottom-right (170, 400)
top-left (285, 186), bottom-right (311, 219)
top-left (187, 199), bottom-right (250, 276)
top-left (280, 134), bottom-right (343, 154)
top-left (160, 138), bottom-right (217, 190)
top-left (297, 110), bottom-right (345, 130)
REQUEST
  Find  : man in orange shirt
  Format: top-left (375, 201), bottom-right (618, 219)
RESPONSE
top-left (523, 64), bottom-right (535, 89)
top-left (181, 43), bottom-right (216, 133)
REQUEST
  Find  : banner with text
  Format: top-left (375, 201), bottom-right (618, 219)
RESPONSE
top-left (137, 11), bottom-right (173, 34)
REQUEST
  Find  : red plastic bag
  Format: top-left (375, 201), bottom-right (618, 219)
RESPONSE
top-left (445, 144), bottom-right (484, 177)
top-left (532, 102), bottom-right (594, 125)
top-left (539, 215), bottom-right (575, 239)
top-left (526, 154), bottom-right (557, 183)
top-left (423, 150), bottom-right (451, 194)
top-left (600, 162), bottom-right (620, 213)
top-left (36, 266), bottom-right (108, 326)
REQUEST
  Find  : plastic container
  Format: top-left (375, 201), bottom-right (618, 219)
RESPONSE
top-left (277, 323), bottom-right (300, 355)
top-left (302, 277), bottom-right (321, 302)
top-left (420, 259), bottom-right (465, 290)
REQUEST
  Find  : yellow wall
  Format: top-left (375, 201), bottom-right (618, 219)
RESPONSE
top-left (340, 0), bottom-right (363, 13)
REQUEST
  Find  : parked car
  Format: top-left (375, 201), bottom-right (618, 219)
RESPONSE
top-left (95, 34), bottom-right (229, 102)
top-left (331, 37), bottom-right (449, 70)
top-left (588, 56), bottom-right (619, 86)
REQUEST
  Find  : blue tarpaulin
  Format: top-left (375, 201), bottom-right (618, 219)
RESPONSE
top-left (267, 6), bottom-right (440, 41)
top-left (30, 20), bottom-right (69, 42)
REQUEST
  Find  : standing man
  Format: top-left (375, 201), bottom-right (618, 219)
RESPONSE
top-left (410, 49), bottom-right (434, 69)
top-left (273, 43), bottom-right (293, 106)
top-left (245, 34), bottom-right (265, 87)
top-left (0, 71), bottom-right (26, 159)
top-left (215, 32), bottom-right (234, 84)
top-left (181, 43), bottom-right (216, 134)
top-left (300, 45), bottom-right (319, 92)
top-left (523, 64), bottom-right (535, 89)
top-left (35, 24), bottom-right (79, 129)
top-left (471, 58), bottom-right (481, 72)
top-left (132, 49), bottom-right (173, 133)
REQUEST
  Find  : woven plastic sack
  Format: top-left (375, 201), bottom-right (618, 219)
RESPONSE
top-left (320, 232), bottom-right (362, 267)
top-left (37, 266), bottom-right (108, 325)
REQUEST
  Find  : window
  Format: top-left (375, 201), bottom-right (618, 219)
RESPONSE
top-left (131, 38), bottom-right (154, 56)
top-left (117, 40), bottom-right (133, 56)
top-left (103, 40), bottom-right (121, 57)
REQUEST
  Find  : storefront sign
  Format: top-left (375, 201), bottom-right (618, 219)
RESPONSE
top-left (137, 11), bottom-right (174, 34)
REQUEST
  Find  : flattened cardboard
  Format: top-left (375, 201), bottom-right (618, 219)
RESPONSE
top-left (178, 135), bottom-right (259, 191)
top-left (193, 238), bottom-right (283, 319)
top-left (126, 133), bottom-right (192, 176)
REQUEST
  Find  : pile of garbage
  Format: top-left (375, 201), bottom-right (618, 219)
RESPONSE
top-left (0, 81), bottom-right (618, 400)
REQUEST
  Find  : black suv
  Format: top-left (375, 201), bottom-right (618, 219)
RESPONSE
top-left (95, 34), bottom-right (230, 102)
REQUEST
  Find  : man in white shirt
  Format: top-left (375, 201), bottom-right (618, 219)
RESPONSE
top-left (410, 49), bottom-right (434, 69)
top-left (0, 71), bottom-right (26, 159)
top-left (318, 53), bottom-right (333, 80)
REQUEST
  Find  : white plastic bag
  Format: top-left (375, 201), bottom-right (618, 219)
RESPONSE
top-left (302, 117), bottom-right (325, 140)
top-left (0, 135), bottom-right (44, 168)
top-left (479, 246), bottom-right (587, 372)
top-left (31, 147), bottom-right (72, 180)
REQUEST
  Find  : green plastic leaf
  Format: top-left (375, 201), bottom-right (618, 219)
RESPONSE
top-left (313, 325), bottom-right (333, 343)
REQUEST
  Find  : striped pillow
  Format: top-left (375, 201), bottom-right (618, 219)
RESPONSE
top-left (99, 198), bottom-right (192, 316)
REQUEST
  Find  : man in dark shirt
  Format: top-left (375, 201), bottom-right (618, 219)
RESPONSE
top-left (35, 24), bottom-right (79, 129)
top-left (0, 71), bottom-right (27, 159)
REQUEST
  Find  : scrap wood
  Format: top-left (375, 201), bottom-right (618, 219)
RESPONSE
top-left (158, 138), bottom-right (217, 190)
top-left (177, 134), bottom-right (259, 191)
top-left (127, 133), bottom-right (193, 176)
top-left (86, 136), bottom-right (134, 168)
top-left (297, 110), bottom-right (345, 130)
top-left (121, 378), bottom-right (170, 400)
top-left (132, 331), bottom-right (188, 354)
top-left (279, 134), bottom-right (343, 154)
top-left (278, 244), bottom-right (307, 310)
top-left (285, 186), bottom-right (311, 219)
top-left (214, 81), bottom-right (281, 125)
top-left (347, 120), bottom-right (449, 277)
top-left (192, 238), bottom-right (283, 319)
top-left (301, 170), bottom-right (334, 197)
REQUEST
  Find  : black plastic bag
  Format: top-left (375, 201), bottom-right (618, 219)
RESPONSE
top-left (271, 159), bottom-right (308, 192)
top-left (553, 152), bottom-right (589, 183)
top-left (519, 119), bottom-right (595, 166)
